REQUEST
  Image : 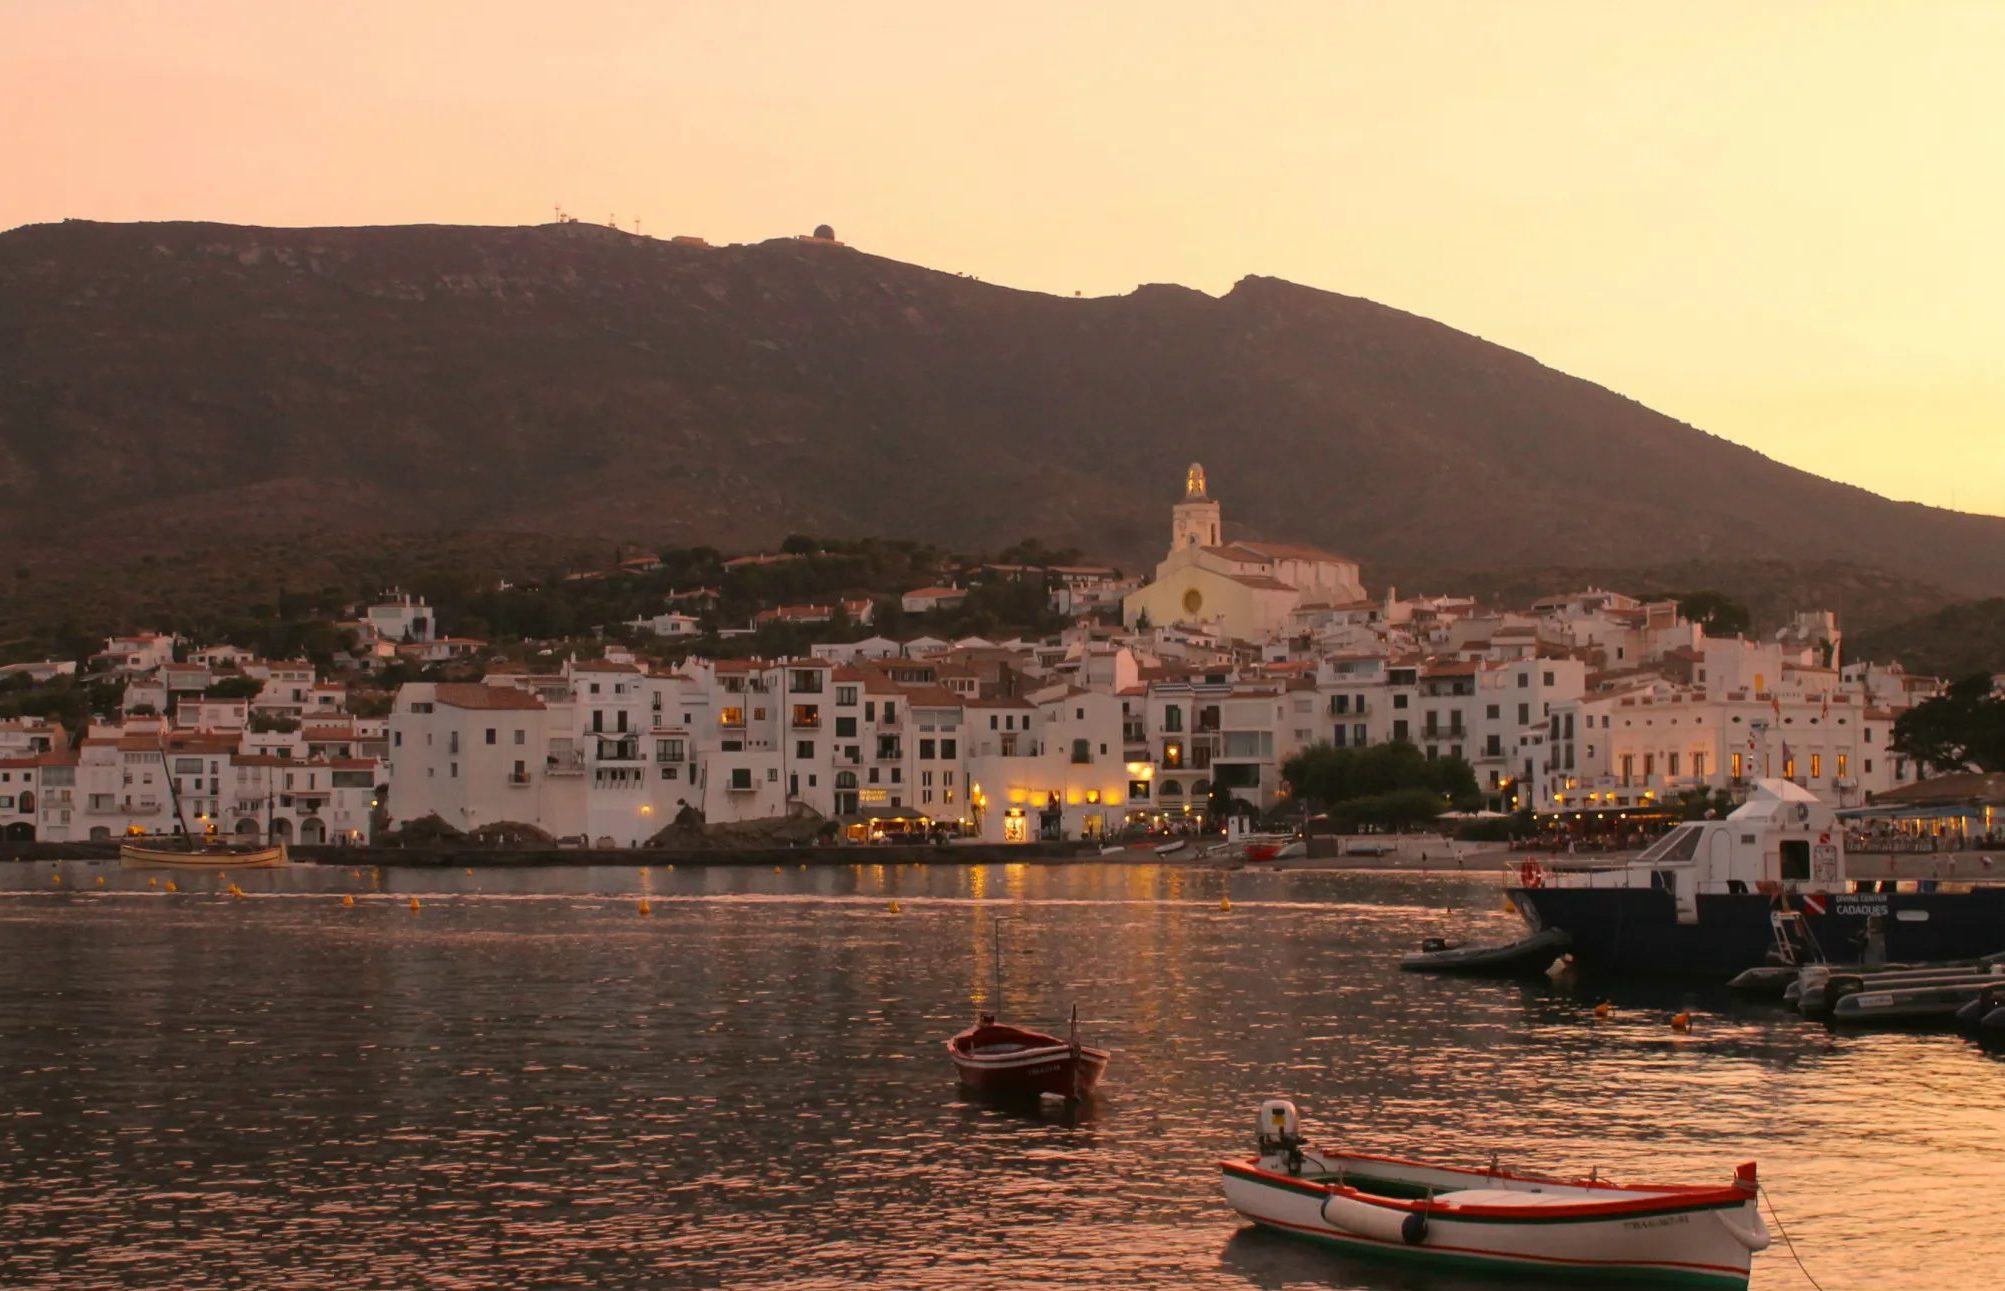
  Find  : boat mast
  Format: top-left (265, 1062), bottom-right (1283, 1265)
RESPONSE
top-left (157, 733), bottom-right (196, 846)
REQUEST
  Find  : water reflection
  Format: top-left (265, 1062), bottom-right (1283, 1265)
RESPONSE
top-left (0, 863), bottom-right (1994, 1289)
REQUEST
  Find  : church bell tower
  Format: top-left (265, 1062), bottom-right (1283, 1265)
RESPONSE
top-left (1171, 462), bottom-right (1222, 552)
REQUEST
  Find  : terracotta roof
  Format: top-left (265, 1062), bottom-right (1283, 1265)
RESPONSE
top-left (1225, 573), bottom-right (1297, 592)
top-left (433, 684), bottom-right (545, 711)
top-left (1233, 538), bottom-right (1355, 566)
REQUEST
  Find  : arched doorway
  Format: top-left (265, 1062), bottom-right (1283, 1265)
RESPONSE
top-left (270, 818), bottom-right (294, 842)
top-left (89, 826), bottom-right (111, 842)
top-left (17, 791), bottom-right (32, 815)
top-left (2, 822), bottom-right (33, 841)
top-left (235, 818), bottom-right (260, 837)
top-left (299, 818), bottom-right (326, 845)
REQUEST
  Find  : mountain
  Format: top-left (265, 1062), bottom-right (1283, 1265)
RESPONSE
top-left (3, 218), bottom-right (2003, 630)
top-left (1853, 598), bottom-right (2005, 680)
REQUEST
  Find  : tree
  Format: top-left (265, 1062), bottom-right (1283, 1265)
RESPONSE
top-left (1672, 590), bottom-right (1752, 639)
top-left (1892, 675), bottom-right (2005, 773)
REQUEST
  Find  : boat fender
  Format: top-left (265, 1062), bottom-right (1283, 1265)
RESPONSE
top-left (1319, 1192), bottom-right (1415, 1245)
top-left (1712, 1209), bottom-right (1771, 1252)
top-left (1400, 1211), bottom-right (1429, 1245)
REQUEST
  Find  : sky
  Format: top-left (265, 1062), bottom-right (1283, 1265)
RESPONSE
top-left (4, 1), bottom-right (2002, 516)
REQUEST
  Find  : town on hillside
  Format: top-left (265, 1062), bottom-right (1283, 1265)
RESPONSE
top-left (3, 466), bottom-right (1993, 853)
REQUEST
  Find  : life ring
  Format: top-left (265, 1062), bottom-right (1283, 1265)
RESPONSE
top-left (1519, 860), bottom-right (1545, 889)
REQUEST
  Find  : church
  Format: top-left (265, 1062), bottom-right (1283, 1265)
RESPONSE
top-left (1120, 464), bottom-right (1368, 642)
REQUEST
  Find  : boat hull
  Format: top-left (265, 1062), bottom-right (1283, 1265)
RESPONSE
top-left (1512, 885), bottom-right (2005, 978)
top-left (1221, 1161), bottom-right (1762, 1289)
top-left (948, 1023), bottom-right (1110, 1101)
top-left (120, 843), bottom-right (290, 871)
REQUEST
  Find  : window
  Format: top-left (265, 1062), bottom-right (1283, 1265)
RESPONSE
top-left (1810, 754), bottom-right (1822, 778)
top-left (514, 729), bottom-right (525, 745)
top-left (1071, 739), bottom-right (1091, 764)
top-left (450, 762), bottom-right (458, 778)
top-left (1393, 694), bottom-right (1408, 710)
top-left (1731, 752), bottom-right (1744, 780)
top-left (485, 728), bottom-right (496, 745)
top-left (1784, 757), bottom-right (1797, 779)
top-left (919, 739), bottom-right (936, 759)
top-left (1837, 754), bottom-right (1848, 778)
top-left (1485, 704), bottom-right (1499, 720)
top-left (1392, 720), bottom-right (1409, 741)
top-left (448, 732), bottom-right (460, 754)
top-left (393, 731), bottom-right (402, 747)
top-left (836, 685), bottom-right (858, 706)
top-left (1129, 779), bottom-right (1151, 800)
top-left (884, 703), bottom-right (897, 724)
top-left (1517, 703), bottom-right (1530, 726)
top-left (792, 704), bottom-right (820, 728)
top-left (1620, 754), bottom-right (1634, 785)
top-left (1162, 740), bottom-right (1183, 769)
top-left (1543, 671), bottom-right (1555, 686)
top-left (942, 738), bottom-right (956, 759)
top-left (730, 768), bottom-right (752, 790)
top-left (796, 740), bottom-right (814, 760)
top-left (835, 716), bottom-right (856, 738)
top-left (1668, 752), bottom-right (1680, 776)
top-left (660, 766), bottom-right (677, 780)
top-left (1693, 753), bottom-right (1706, 778)
top-left (720, 706), bottom-right (745, 728)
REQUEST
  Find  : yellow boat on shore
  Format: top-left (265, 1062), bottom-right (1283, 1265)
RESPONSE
top-left (119, 842), bottom-right (290, 871)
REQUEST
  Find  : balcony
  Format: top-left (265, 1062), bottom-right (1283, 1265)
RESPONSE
top-left (726, 777), bottom-right (757, 794)
top-left (594, 740), bottom-right (644, 763)
top-left (507, 771), bottom-right (531, 786)
top-left (546, 753), bottom-right (585, 777)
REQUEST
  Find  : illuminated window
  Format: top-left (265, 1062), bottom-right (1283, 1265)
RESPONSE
top-left (1162, 740), bottom-right (1183, 769)
top-left (1784, 758), bottom-right (1797, 779)
top-left (1731, 752), bottom-right (1743, 781)
top-left (1810, 754), bottom-right (1822, 778)
top-left (1837, 754), bottom-right (1848, 778)
top-left (720, 707), bottom-right (744, 728)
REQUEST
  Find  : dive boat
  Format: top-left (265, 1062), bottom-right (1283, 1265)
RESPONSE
top-left (120, 841), bottom-right (289, 871)
top-left (1508, 779), bottom-right (2005, 977)
top-left (1220, 1100), bottom-right (1770, 1288)
top-left (947, 1007), bottom-right (1110, 1102)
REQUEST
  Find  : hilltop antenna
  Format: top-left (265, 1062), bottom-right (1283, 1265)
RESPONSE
top-left (553, 203), bottom-right (565, 223)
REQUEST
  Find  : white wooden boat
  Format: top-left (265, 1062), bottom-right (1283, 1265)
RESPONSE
top-left (120, 842), bottom-right (290, 871)
top-left (1220, 1100), bottom-right (1769, 1288)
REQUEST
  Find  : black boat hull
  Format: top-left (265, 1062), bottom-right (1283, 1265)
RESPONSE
top-left (1510, 886), bottom-right (2005, 978)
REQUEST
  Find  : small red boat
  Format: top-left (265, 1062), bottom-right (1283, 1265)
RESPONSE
top-left (947, 1007), bottom-right (1110, 1102)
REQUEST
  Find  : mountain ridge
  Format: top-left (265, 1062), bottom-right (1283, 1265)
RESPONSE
top-left (2, 217), bottom-right (2001, 623)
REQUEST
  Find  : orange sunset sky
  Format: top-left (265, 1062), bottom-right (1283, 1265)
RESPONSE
top-left (4, 1), bottom-right (2001, 516)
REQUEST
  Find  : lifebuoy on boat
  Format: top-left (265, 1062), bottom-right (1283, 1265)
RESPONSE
top-left (1519, 860), bottom-right (1545, 889)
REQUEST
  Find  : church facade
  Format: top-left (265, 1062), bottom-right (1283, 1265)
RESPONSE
top-left (1121, 464), bottom-right (1367, 642)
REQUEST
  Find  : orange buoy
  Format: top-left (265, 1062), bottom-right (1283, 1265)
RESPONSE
top-left (638, 898), bottom-right (653, 916)
top-left (1219, 895), bottom-right (1232, 912)
top-left (1671, 1011), bottom-right (1692, 1033)
top-left (148, 877), bottom-right (158, 889)
top-left (408, 896), bottom-right (422, 913)
top-left (51, 872), bottom-right (61, 886)
top-left (888, 899), bottom-right (902, 913)
top-left (96, 875), bottom-right (107, 888)
top-left (1593, 1001), bottom-right (1613, 1020)
top-left (164, 879), bottom-right (179, 893)
top-left (341, 894), bottom-right (355, 908)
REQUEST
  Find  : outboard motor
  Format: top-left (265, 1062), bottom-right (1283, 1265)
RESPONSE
top-left (1257, 1099), bottom-right (1306, 1175)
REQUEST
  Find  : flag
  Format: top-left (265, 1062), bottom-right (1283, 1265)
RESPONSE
top-left (1771, 693), bottom-right (1782, 720)
top-left (1821, 690), bottom-right (1830, 720)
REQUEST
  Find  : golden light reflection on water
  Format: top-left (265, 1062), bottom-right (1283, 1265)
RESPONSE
top-left (3, 862), bottom-right (2002, 1290)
